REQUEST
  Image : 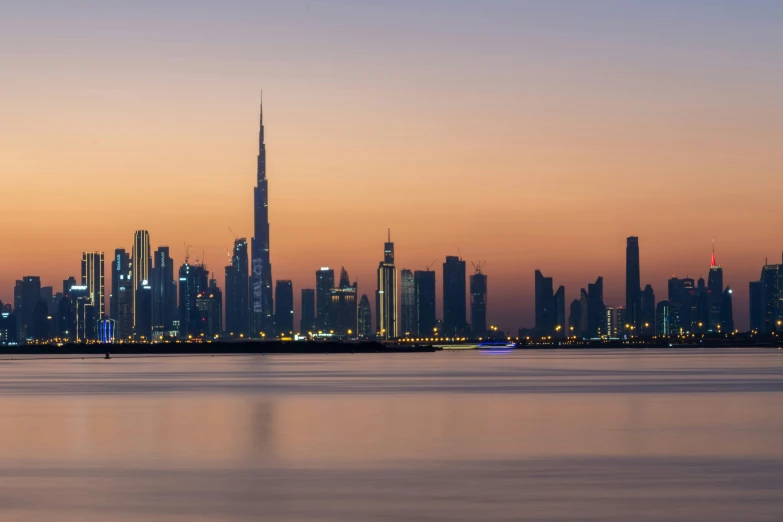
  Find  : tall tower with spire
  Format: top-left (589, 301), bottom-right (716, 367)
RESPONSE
top-left (251, 93), bottom-right (273, 336)
top-left (376, 228), bottom-right (398, 339)
top-left (707, 240), bottom-right (724, 332)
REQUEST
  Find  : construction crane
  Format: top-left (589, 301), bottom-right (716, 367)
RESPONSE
top-left (183, 243), bottom-right (192, 265)
top-left (425, 259), bottom-right (438, 272)
top-left (471, 261), bottom-right (486, 274)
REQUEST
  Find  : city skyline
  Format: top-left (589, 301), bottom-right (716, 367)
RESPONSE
top-left (3, 2), bottom-right (783, 331)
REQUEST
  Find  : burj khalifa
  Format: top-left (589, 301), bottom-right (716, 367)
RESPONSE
top-left (251, 94), bottom-right (273, 335)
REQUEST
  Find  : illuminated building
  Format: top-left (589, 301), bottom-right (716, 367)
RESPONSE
top-left (300, 289), bottom-right (315, 333)
top-left (251, 95), bottom-right (273, 336)
top-left (376, 230), bottom-right (397, 339)
top-left (414, 270), bottom-right (436, 337)
top-left (275, 280), bottom-right (294, 337)
top-left (707, 244), bottom-right (724, 332)
top-left (358, 294), bottom-right (372, 338)
top-left (134, 282), bottom-right (153, 340)
top-left (604, 307), bottom-right (615, 337)
top-left (81, 252), bottom-right (105, 320)
top-left (225, 238), bottom-right (249, 337)
top-left (115, 274), bottom-right (134, 341)
top-left (616, 306), bottom-right (627, 337)
top-left (152, 246), bottom-right (177, 334)
top-left (641, 284), bottom-right (655, 335)
top-left (330, 268), bottom-right (357, 338)
top-left (760, 261), bottom-right (782, 334)
top-left (315, 267), bottom-right (334, 332)
top-left (98, 319), bottom-right (116, 344)
top-left (442, 256), bottom-right (466, 337)
top-left (195, 279), bottom-right (222, 338)
top-left (656, 300), bottom-right (672, 336)
top-left (470, 266), bottom-right (487, 338)
top-left (68, 285), bottom-right (96, 342)
top-left (132, 230), bottom-right (151, 329)
top-left (111, 249), bottom-right (130, 320)
top-left (625, 236), bottom-right (641, 331)
top-left (400, 269), bottom-right (415, 337)
top-left (0, 312), bottom-right (17, 345)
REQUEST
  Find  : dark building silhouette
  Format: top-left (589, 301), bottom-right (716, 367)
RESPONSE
top-left (400, 269), bottom-right (415, 337)
top-left (568, 298), bottom-right (581, 337)
top-left (275, 280), bottom-right (294, 337)
top-left (470, 266), bottom-right (487, 338)
top-left (656, 300), bottom-right (673, 336)
top-left (152, 246), bottom-right (177, 335)
top-left (534, 270), bottom-right (564, 338)
top-left (134, 282), bottom-right (153, 340)
top-left (641, 284), bottom-right (655, 335)
top-left (707, 245), bottom-right (724, 333)
top-left (694, 277), bottom-right (709, 333)
top-left (442, 256), bottom-right (466, 337)
top-left (358, 294), bottom-right (372, 338)
top-left (376, 230), bottom-right (397, 339)
top-left (225, 238), bottom-right (250, 336)
top-left (115, 276), bottom-right (134, 341)
top-left (721, 287), bottom-right (734, 333)
top-left (668, 277), bottom-right (695, 334)
top-left (330, 268), bottom-right (357, 338)
top-left (749, 280), bottom-right (767, 333)
top-left (195, 278), bottom-right (222, 338)
top-left (0, 311), bottom-right (17, 344)
top-left (626, 236), bottom-right (641, 330)
top-left (414, 270), bottom-right (436, 337)
top-left (760, 262), bottom-right (782, 333)
top-left (178, 263), bottom-right (209, 339)
top-left (251, 96), bottom-right (273, 335)
top-left (315, 267), bottom-right (334, 332)
top-left (111, 249), bottom-right (130, 320)
top-left (300, 289), bottom-right (315, 334)
top-left (584, 277), bottom-right (606, 338)
top-left (17, 276), bottom-right (42, 341)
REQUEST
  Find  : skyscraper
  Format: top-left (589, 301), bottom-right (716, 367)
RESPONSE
top-left (626, 236), bottom-right (641, 330)
top-left (300, 289), bottom-right (315, 334)
top-left (749, 280), bottom-right (766, 333)
top-left (553, 285), bottom-right (565, 338)
top-left (225, 238), bottom-right (250, 336)
top-left (330, 268), bottom-right (357, 338)
top-left (470, 266), bottom-right (487, 338)
top-left (568, 298), bottom-right (581, 337)
top-left (656, 300), bottom-right (672, 336)
top-left (195, 278), bottom-right (222, 338)
top-left (400, 269), bottom-right (415, 337)
top-left (315, 268), bottom-right (334, 332)
top-left (721, 287), bottom-right (734, 333)
top-left (275, 280), bottom-right (294, 337)
top-left (17, 276), bottom-right (42, 341)
top-left (358, 294), bottom-right (372, 338)
top-left (132, 230), bottom-right (151, 330)
top-left (376, 230), bottom-right (397, 339)
top-left (641, 284), bottom-right (655, 335)
top-left (414, 270), bottom-right (436, 337)
top-left (111, 249), bottom-right (130, 320)
top-left (81, 252), bottom-right (105, 324)
top-left (586, 277), bottom-right (605, 338)
top-left (534, 270), bottom-right (564, 338)
top-left (251, 95), bottom-right (273, 336)
top-left (152, 246), bottom-right (177, 334)
top-left (760, 262), bottom-right (782, 334)
top-left (178, 262), bottom-right (209, 339)
top-left (442, 256), bottom-right (466, 337)
top-left (707, 243), bottom-right (724, 332)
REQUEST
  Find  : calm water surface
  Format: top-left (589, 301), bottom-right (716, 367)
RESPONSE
top-left (1, 348), bottom-right (782, 521)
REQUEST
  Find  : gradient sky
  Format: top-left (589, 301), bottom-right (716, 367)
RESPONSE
top-left (2, 0), bottom-right (782, 331)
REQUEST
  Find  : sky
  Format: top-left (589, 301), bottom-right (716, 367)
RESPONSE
top-left (1, 0), bottom-right (782, 332)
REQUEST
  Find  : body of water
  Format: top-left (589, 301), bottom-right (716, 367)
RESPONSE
top-left (1, 348), bottom-right (782, 521)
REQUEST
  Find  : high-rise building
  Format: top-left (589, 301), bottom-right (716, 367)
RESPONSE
top-left (707, 244), bottom-right (724, 333)
top-left (111, 249), bottom-right (130, 320)
top-left (626, 236), bottom-right (641, 330)
top-left (315, 268), bottom-right (334, 332)
top-left (134, 282), bottom-right (153, 340)
top-left (553, 286), bottom-right (565, 338)
top-left (470, 266), bottom-right (487, 338)
top-left (604, 307), bottom-right (615, 338)
top-left (195, 278), bottom-right (222, 338)
top-left (225, 238), bottom-right (250, 336)
top-left (656, 301), bottom-right (673, 336)
top-left (568, 298), bottom-right (581, 337)
top-left (115, 276), bottom-right (134, 341)
top-left (442, 256), bottom-right (466, 337)
top-left (251, 95), bottom-right (273, 336)
top-left (616, 306), bottom-right (628, 337)
top-left (668, 277), bottom-right (695, 334)
top-left (67, 284), bottom-right (96, 342)
top-left (358, 294), bottom-right (372, 338)
top-left (151, 246), bottom-right (177, 334)
top-left (81, 252), bottom-right (105, 321)
top-left (376, 230), bottom-right (397, 339)
top-left (400, 269), bottom-right (415, 337)
top-left (534, 270), bottom-right (554, 337)
top-left (132, 230), bottom-right (151, 330)
top-left (300, 289), bottom-right (315, 334)
top-left (414, 270), bottom-right (436, 337)
top-left (721, 287), bottom-right (734, 333)
top-left (330, 268), bottom-right (357, 338)
top-left (749, 280), bottom-right (767, 333)
top-left (17, 276), bottom-right (42, 341)
top-left (178, 262), bottom-right (209, 339)
top-left (275, 280), bottom-right (294, 337)
top-left (760, 262), bottom-right (782, 334)
top-left (641, 284), bottom-right (655, 335)
top-left (586, 277), bottom-right (605, 338)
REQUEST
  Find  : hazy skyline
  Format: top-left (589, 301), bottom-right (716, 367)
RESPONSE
top-left (2, 1), bottom-right (783, 331)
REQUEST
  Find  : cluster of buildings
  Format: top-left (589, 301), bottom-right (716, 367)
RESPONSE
top-left (1, 99), bottom-right (782, 345)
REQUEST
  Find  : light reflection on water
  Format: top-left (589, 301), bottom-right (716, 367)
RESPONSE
top-left (0, 349), bottom-right (782, 521)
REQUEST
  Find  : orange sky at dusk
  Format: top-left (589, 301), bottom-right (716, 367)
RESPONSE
top-left (1, 1), bottom-right (782, 330)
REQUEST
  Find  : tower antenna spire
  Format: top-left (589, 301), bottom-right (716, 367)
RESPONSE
top-left (711, 239), bottom-right (716, 267)
top-left (388, 227), bottom-right (391, 243)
